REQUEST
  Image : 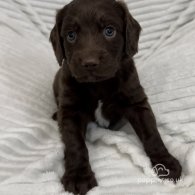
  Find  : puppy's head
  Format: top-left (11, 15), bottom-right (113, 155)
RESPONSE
top-left (50, 0), bottom-right (141, 83)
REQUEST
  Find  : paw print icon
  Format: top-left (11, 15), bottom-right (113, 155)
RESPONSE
top-left (153, 164), bottom-right (170, 177)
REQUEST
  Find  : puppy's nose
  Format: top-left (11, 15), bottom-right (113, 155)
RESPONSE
top-left (81, 58), bottom-right (99, 69)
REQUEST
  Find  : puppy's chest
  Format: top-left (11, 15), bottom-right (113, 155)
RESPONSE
top-left (94, 100), bottom-right (110, 128)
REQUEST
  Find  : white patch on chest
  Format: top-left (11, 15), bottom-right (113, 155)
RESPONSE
top-left (95, 100), bottom-right (110, 128)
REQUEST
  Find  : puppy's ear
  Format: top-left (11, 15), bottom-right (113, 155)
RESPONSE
top-left (117, 1), bottom-right (141, 57)
top-left (50, 8), bottom-right (66, 66)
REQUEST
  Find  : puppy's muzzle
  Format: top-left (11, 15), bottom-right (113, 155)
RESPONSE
top-left (70, 49), bottom-right (117, 83)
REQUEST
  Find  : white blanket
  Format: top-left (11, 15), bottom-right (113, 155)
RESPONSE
top-left (0, 1), bottom-right (195, 195)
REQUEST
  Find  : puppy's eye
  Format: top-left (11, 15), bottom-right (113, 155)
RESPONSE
top-left (67, 31), bottom-right (77, 43)
top-left (103, 26), bottom-right (116, 38)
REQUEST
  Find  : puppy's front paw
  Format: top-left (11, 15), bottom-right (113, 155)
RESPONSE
top-left (151, 153), bottom-right (182, 182)
top-left (61, 170), bottom-right (97, 195)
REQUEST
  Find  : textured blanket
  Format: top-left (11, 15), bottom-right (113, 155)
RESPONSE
top-left (0, 0), bottom-right (195, 195)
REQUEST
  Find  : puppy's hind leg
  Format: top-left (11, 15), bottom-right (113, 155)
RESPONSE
top-left (52, 112), bottom-right (58, 121)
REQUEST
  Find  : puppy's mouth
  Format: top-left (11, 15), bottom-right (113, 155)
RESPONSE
top-left (74, 72), bottom-right (115, 83)
top-left (69, 60), bottom-right (119, 83)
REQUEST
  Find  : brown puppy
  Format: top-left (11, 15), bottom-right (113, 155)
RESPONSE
top-left (50, 0), bottom-right (182, 194)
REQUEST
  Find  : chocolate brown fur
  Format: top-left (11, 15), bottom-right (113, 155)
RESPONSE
top-left (50, 0), bottom-right (182, 194)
